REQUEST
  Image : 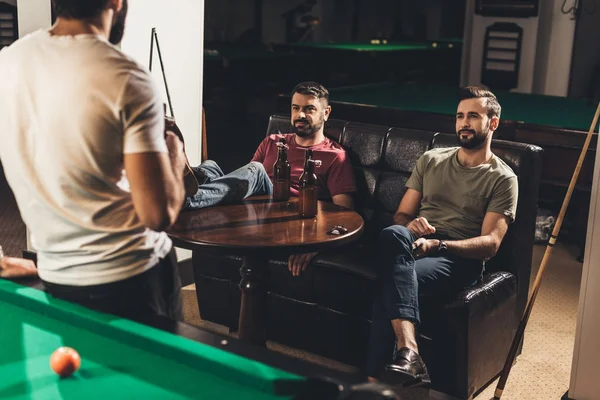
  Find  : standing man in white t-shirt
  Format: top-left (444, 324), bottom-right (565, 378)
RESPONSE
top-left (0, 0), bottom-right (188, 321)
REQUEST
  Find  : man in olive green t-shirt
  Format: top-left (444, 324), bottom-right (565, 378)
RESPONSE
top-left (365, 86), bottom-right (518, 386)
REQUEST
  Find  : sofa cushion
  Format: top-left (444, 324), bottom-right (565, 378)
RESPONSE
top-left (341, 122), bottom-right (390, 168)
top-left (353, 167), bottom-right (380, 211)
top-left (312, 243), bottom-right (378, 280)
top-left (383, 128), bottom-right (435, 173)
top-left (375, 172), bottom-right (409, 214)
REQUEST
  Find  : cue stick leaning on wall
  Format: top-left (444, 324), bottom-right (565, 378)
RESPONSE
top-left (148, 27), bottom-right (199, 195)
top-left (493, 101), bottom-right (600, 400)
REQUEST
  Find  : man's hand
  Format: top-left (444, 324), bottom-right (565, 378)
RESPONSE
top-left (0, 257), bottom-right (37, 279)
top-left (411, 238), bottom-right (439, 259)
top-left (406, 217), bottom-right (436, 238)
top-left (164, 116), bottom-right (184, 143)
top-left (166, 129), bottom-right (198, 198)
top-left (288, 252), bottom-right (318, 276)
top-left (165, 131), bottom-right (186, 174)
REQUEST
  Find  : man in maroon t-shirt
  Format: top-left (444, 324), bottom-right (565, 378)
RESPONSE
top-left (184, 82), bottom-right (356, 274)
top-left (252, 82), bottom-right (356, 274)
top-left (252, 89), bottom-right (355, 202)
top-left (251, 133), bottom-right (354, 201)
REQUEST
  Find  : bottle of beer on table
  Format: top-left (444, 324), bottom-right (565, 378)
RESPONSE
top-left (272, 138), bottom-right (291, 201)
top-left (298, 149), bottom-right (321, 218)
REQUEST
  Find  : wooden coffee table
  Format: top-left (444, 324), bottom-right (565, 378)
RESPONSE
top-left (168, 196), bottom-right (364, 346)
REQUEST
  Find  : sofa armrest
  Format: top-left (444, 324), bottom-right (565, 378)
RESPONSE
top-left (443, 271), bottom-right (517, 315)
top-left (420, 271), bottom-right (519, 398)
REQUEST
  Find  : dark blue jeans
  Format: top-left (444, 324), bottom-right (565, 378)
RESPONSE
top-left (183, 160), bottom-right (273, 210)
top-left (365, 225), bottom-right (483, 378)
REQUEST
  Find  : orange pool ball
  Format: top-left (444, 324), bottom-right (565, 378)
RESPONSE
top-left (50, 347), bottom-right (81, 377)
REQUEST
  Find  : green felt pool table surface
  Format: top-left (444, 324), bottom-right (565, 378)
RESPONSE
top-left (330, 82), bottom-right (598, 132)
top-left (0, 279), bottom-right (302, 400)
top-left (283, 39), bottom-right (461, 52)
top-left (287, 43), bottom-right (437, 51)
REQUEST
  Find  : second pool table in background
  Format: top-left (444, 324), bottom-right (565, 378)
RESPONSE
top-left (273, 40), bottom-right (463, 87)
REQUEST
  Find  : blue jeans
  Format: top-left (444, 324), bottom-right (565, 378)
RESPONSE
top-left (365, 225), bottom-right (483, 377)
top-left (182, 160), bottom-right (273, 211)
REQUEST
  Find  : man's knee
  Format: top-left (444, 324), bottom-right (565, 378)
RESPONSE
top-left (200, 159), bottom-right (219, 169)
top-left (380, 225), bottom-right (414, 249)
top-left (248, 161), bottom-right (267, 175)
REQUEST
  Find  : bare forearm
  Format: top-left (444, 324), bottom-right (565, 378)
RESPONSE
top-left (446, 236), bottom-right (499, 260)
top-left (165, 156), bottom-right (186, 225)
top-left (393, 212), bottom-right (414, 226)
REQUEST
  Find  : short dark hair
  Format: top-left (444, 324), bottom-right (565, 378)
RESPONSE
top-left (52, 0), bottom-right (110, 19)
top-left (458, 85), bottom-right (501, 119)
top-left (292, 81), bottom-right (329, 104)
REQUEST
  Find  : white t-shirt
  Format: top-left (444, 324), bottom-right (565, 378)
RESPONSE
top-left (0, 29), bottom-right (172, 286)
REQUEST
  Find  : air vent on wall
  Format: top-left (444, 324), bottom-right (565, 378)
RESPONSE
top-left (0, 3), bottom-right (17, 50)
top-left (476, 0), bottom-right (539, 18)
top-left (481, 22), bottom-right (523, 90)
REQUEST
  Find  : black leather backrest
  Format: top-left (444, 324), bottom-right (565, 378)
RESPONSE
top-left (266, 115), bottom-right (347, 143)
top-left (431, 133), bottom-right (543, 313)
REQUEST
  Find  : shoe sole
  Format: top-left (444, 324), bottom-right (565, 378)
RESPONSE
top-left (380, 367), bottom-right (431, 388)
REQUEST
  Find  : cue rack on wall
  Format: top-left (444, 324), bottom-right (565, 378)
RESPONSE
top-left (0, 2), bottom-right (17, 50)
top-left (476, 0), bottom-right (539, 17)
top-left (481, 22), bottom-right (523, 90)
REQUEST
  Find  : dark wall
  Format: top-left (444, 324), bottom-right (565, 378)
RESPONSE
top-left (203, 0), bottom-right (464, 44)
top-left (569, 8), bottom-right (600, 99)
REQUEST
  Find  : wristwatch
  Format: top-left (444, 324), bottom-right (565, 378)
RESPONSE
top-left (437, 240), bottom-right (448, 253)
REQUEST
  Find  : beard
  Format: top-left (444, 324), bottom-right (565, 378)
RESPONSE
top-left (109, 0), bottom-right (128, 45)
top-left (456, 122), bottom-right (490, 150)
top-left (293, 117), bottom-right (324, 138)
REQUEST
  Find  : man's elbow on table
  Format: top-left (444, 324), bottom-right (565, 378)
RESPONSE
top-left (332, 193), bottom-right (354, 210)
top-left (140, 203), bottom-right (182, 232)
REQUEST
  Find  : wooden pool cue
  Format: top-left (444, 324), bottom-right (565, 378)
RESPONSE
top-left (493, 101), bottom-right (600, 400)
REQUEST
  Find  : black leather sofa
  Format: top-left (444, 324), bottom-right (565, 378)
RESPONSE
top-left (192, 115), bottom-right (543, 399)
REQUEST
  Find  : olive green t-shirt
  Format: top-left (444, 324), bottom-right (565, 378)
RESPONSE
top-left (405, 147), bottom-right (518, 240)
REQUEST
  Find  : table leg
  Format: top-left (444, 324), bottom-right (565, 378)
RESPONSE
top-left (238, 255), bottom-right (268, 345)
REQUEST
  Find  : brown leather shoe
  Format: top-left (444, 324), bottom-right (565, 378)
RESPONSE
top-left (381, 347), bottom-right (431, 387)
top-left (165, 117), bottom-right (199, 197)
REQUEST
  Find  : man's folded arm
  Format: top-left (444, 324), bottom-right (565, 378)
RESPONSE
top-left (124, 143), bottom-right (185, 232)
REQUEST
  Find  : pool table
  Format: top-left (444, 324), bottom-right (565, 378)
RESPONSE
top-left (0, 279), bottom-right (400, 399)
top-left (272, 41), bottom-right (462, 86)
top-left (328, 82), bottom-right (597, 132)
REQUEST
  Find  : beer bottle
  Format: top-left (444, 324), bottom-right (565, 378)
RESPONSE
top-left (272, 139), bottom-right (291, 201)
top-left (298, 149), bottom-right (321, 218)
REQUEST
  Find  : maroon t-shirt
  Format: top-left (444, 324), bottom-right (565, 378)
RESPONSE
top-left (251, 133), bottom-right (356, 200)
